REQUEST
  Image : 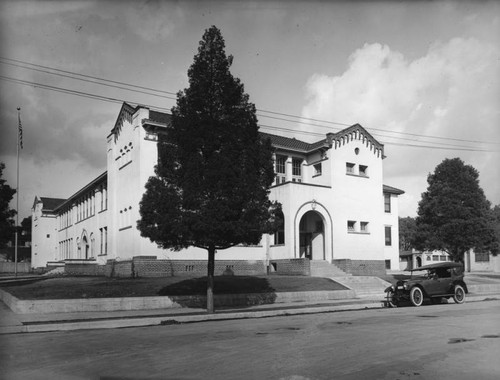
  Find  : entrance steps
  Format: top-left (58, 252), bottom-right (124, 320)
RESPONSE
top-left (310, 260), bottom-right (350, 277)
top-left (331, 276), bottom-right (391, 299)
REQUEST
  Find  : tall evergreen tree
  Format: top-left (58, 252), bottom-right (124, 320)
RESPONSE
top-left (0, 162), bottom-right (16, 248)
top-left (413, 158), bottom-right (496, 262)
top-left (138, 26), bottom-right (279, 313)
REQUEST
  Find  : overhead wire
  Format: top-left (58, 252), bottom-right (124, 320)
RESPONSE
top-left (1, 57), bottom-right (499, 153)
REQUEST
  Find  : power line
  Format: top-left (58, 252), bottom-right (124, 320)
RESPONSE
top-left (258, 124), bottom-right (499, 153)
top-left (0, 56), bottom-right (178, 96)
top-left (3, 56), bottom-right (498, 147)
top-left (1, 73), bottom-right (499, 153)
top-left (0, 75), bottom-right (173, 112)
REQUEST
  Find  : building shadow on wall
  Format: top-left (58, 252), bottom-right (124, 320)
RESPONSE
top-left (158, 275), bottom-right (277, 309)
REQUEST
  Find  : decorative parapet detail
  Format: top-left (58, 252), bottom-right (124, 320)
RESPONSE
top-left (327, 124), bottom-right (384, 158)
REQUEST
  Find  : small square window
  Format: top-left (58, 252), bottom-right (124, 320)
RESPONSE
top-left (360, 222), bottom-right (369, 233)
top-left (346, 162), bottom-right (355, 174)
top-left (348, 220), bottom-right (356, 232)
top-left (46, 234), bottom-right (50, 238)
top-left (314, 163), bottom-right (322, 176)
top-left (359, 165), bottom-right (368, 176)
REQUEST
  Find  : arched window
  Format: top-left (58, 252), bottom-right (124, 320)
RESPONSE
top-left (274, 210), bottom-right (285, 245)
top-left (90, 233), bottom-right (95, 258)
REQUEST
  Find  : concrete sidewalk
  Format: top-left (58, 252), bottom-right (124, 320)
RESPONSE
top-left (1, 290), bottom-right (499, 335)
top-left (1, 271), bottom-right (499, 334)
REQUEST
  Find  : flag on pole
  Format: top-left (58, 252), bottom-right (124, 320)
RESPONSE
top-left (17, 107), bottom-right (22, 149)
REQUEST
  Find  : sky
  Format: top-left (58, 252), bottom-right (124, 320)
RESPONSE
top-left (0, 0), bottom-right (499, 222)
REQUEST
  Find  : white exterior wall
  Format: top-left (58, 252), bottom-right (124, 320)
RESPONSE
top-left (31, 203), bottom-right (58, 267)
top-left (383, 193), bottom-right (400, 270)
top-left (329, 136), bottom-right (385, 262)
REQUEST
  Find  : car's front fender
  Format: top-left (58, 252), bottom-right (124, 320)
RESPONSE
top-left (384, 285), bottom-right (395, 293)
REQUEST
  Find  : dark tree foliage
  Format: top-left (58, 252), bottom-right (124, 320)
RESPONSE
top-left (138, 26), bottom-right (279, 313)
top-left (0, 162), bottom-right (16, 248)
top-left (399, 216), bottom-right (417, 251)
top-left (413, 158), bottom-right (497, 262)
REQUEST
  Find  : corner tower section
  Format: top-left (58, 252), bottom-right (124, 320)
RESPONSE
top-left (106, 103), bottom-right (171, 261)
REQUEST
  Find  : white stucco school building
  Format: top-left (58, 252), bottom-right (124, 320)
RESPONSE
top-left (32, 103), bottom-right (404, 277)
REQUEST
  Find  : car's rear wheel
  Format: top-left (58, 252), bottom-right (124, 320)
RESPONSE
top-left (410, 287), bottom-right (424, 307)
top-left (386, 289), bottom-right (398, 308)
top-left (453, 284), bottom-right (465, 304)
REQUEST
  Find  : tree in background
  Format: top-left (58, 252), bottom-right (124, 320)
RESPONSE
top-left (138, 26), bottom-right (279, 313)
top-left (0, 162), bottom-right (16, 249)
top-left (413, 158), bottom-right (497, 262)
top-left (399, 216), bottom-right (417, 251)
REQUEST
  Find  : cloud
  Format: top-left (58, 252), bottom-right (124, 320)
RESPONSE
top-left (301, 38), bottom-right (500, 215)
top-left (122, 1), bottom-right (184, 42)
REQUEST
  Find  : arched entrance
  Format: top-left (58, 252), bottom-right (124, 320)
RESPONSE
top-left (79, 230), bottom-right (90, 259)
top-left (299, 211), bottom-right (325, 261)
top-left (416, 256), bottom-right (422, 268)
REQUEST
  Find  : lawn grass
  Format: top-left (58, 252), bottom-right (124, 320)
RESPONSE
top-left (1, 275), bottom-right (348, 300)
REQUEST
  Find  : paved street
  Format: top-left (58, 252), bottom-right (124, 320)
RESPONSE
top-left (1, 300), bottom-right (499, 380)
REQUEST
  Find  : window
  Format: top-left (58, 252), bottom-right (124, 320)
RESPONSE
top-left (385, 260), bottom-right (391, 270)
top-left (276, 156), bottom-right (286, 174)
top-left (346, 162), bottom-right (355, 174)
top-left (313, 163), bottom-right (322, 176)
top-left (432, 255), bottom-right (439, 261)
top-left (274, 211), bottom-right (285, 245)
top-left (360, 222), bottom-right (369, 233)
top-left (385, 226), bottom-right (392, 246)
top-left (475, 252), bottom-right (490, 262)
top-left (359, 165), bottom-right (368, 176)
top-left (384, 194), bottom-right (391, 213)
top-left (348, 220), bottom-right (356, 232)
top-left (292, 158), bottom-right (302, 182)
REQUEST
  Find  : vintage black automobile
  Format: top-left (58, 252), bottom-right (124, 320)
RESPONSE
top-left (385, 262), bottom-right (468, 307)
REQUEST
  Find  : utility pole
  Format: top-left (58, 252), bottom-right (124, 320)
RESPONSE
top-left (15, 107), bottom-right (22, 277)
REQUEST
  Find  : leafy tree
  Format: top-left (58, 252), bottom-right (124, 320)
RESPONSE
top-left (138, 26), bottom-right (279, 313)
top-left (399, 216), bottom-right (417, 251)
top-left (413, 158), bottom-right (497, 262)
top-left (0, 162), bottom-right (16, 248)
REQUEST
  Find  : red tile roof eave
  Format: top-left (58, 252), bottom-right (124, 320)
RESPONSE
top-left (39, 197), bottom-right (67, 212)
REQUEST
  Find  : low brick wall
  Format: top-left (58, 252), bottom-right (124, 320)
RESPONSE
top-left (333, 259), bottom-right (386, 276)
top-left (65, 263), bottom-right (106, 276)
top-left (132, 257), bottom-right (266, 277)
top-left (105, 260), bottom-right (133, 278)
top-left (269, 259), bottom-right (310, 276)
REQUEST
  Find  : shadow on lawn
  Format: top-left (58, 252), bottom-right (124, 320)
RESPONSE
top-left (159, 276), bottom-right (277, 309)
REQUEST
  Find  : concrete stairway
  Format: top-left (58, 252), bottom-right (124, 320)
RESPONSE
top-left (331, 276), bottom-right (391, 299)
top-left (310, 260), bottom-right (350, 277)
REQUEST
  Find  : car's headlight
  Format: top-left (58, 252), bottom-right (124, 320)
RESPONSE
top-left (403, 283), bottom-right (409, 290)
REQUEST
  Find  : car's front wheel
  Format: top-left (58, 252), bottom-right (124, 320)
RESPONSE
top-left (453, 284), bottom-right (466, 304)
top-left (386, 289), bottom-right (398, 308)
top-left (410, 287), bottom-right (424, 307)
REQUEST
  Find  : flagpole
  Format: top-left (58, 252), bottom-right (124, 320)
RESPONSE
top-left (15, 107), bottom-right (21, 277)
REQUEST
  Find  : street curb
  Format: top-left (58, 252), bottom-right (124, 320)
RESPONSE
top-left (1, 294), bottom-right (498, 335)
top-left (0, 300), bottom-right (384, 334)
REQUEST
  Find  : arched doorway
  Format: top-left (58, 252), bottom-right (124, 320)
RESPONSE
top-left (416, 256), bottom-right (422, 268)
top-left (298, 211), bottom-right (325, 260)
top-left (82, 235), bottom-right (89, 259)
